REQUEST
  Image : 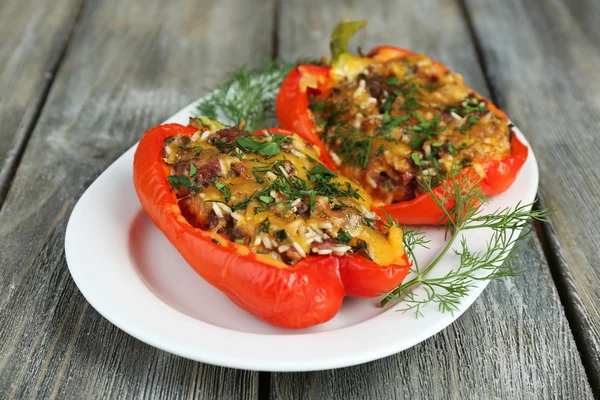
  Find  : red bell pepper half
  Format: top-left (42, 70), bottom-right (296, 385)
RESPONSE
top-left (276, 21), bottom-right (528, 225)
top-left (133, 122), bottom-right (410, 329)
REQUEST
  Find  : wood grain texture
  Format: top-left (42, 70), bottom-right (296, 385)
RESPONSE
top-left (274, 0), bottom-right (592, 398)
top-left (0, 0), bottom-right (274, 397)
top-left (0, 0), bottom-right (84, 203)
top-left (463, 0), bottom-right (600, 390)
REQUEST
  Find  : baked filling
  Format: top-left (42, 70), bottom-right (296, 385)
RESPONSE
top-left (163, 118), bottom-right (404, 266)
top-left (309, 53), bottom-right (513, 204)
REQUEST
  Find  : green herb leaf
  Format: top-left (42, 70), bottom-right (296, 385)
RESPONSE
top-left (259, 195), bottom-right (273, 204)
top-left (258, 217), bottom-right (270, 233)
top-left (276, 229), bottom-right (288, 241)
top-left (307, 164), bottom-right (337, 184)
top-left (272, 133), bottom-right (293, 146)
top-left (236, 137), bottom-right (281, 156)
top-left (411, 152), bottom-right (422, 166)
top-left (215, 181), bottom-right (231, 203)
top-left (167, 175), bottom-right (200, 192)
top-left (252, 166), bottom-right (271, 183)
top-left (380, 115), bottom-right (410, 134)
top-left (336, 229), bottom-right (352, 243)
top-left (190, 164), bottom-right (197, 177)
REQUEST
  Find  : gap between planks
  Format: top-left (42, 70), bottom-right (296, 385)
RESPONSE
top-left (258, 371), bottom-right (272, 400)
top-left (457, 0), bottom-right (597, 394)
top-left (0, 0), bottom-right (88, 212)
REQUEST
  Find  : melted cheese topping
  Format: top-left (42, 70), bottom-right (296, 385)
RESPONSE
top-left (163, 123), bottom-right (404, 266)
top-left (310, 53), bottom-right (513, 204)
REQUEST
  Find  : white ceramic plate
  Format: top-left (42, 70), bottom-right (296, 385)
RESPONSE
top-left (65, 99), bottom-right (538, 372)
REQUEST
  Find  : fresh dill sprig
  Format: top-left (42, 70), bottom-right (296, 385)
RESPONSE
top-left (196, 58), bottom-right (317, 130)
top-left (380, 167), bottom-right (550, 315)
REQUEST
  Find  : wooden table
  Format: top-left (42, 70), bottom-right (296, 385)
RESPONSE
top-left (1, 0), bottom-right (598, 398)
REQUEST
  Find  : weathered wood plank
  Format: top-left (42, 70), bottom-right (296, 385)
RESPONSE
top-left (0, 0), bottom-right (84, 203)
top-left (463, 0), bottom-right (600, 390)
top-left (0, 0), bottom-right (274, 397)
top-left (274, 0), bottom-right (592, 398)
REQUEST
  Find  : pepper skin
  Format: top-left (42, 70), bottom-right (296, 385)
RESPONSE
top-left (133, 123), bottom-right (410, 328)
top-left (276, 22), bottom-right (528, 225)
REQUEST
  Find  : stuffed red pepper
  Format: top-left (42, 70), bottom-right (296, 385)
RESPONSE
top-left (276, 21), bottom-right (528, 225)
top-left (133, 116), bottom-right (410, 328)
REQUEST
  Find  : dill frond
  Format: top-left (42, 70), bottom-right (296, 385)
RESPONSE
top-left (381, 166), bottom-right (550, 315)
top-left (196, 58), bottom-right (317, 130)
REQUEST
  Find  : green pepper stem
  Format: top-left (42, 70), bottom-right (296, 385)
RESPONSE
top-left (190, 116), bottom-right (226, 133)
top-left (330, 20), bottom-right (368, 63)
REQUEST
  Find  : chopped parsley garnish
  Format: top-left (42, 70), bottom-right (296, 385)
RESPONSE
top-left (190, 164), bottom-right (197, 177)
top-left (398, 83), bottom-right (423, 111)
top-left (325, 125), bottom-right (393, 168)
top-left (252, 165), bottom-right (271, 183)
top-left (309, 99), bottom-right (348, 128)
top-left (276, 229), bottom-right (288, 241)
top-left (446, 142), bottom-right (467, 157)
top-left (463, 98), bottom-right (486, 114)
top-left (456, 115), bottom-right (481, 133)
top-left (231, 148), bottom-right (244, 159)
top-left (362, 217), bottom-right (377, 229)
top-left (379, 114), bottom-right (410, 134)
top-left (307, 164), bottom-right (337, 184)
top-left (259, 195), bottom-right (273, 204)
top-left (236, 137), bottom-right (281, 156)
top-left (230, 159), bottom-right (361, 214)
top-left (258, 218), bottom-right (270, 233)
top-left (215, 181), bottom-right (231, 203)
top-left (409, 113), bottom-right (444, 149)
top-left (272, 133), bottom-right (293, 146)
top-left (380, 94), bottom-right (396, 115)
top-left (336, 229), bottom-right (352, 243)
top-left (351, 240), bottom-right (370, 258)
top-left (167, 175), bottom-right (200, 192)
top-left (411, 152), bottom-right (422, 166)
